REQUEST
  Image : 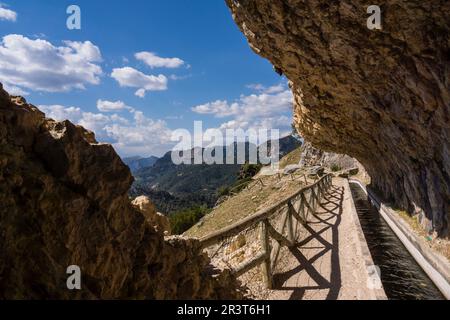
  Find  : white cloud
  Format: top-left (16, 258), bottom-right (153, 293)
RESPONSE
top-left (78, 112), bottom-right (111, 133)
top-left (135, 51), bottom-right (184, 69)
top-left (192, 84), bottom-right (293, 132)
top-left (110, 114), bottom-right (130, 124)
top-left (39, 105), bottom-right (82, 122)
top-left (218, 116), bottom-right (291, 132)
top-left (0, 34), bottom-right (102, 93)
top-left (38, 103), bottom-right (174, 157)
top-left (219, 120), bottom-right (249, 130)
top-left (111, 67), bottom-right (167, 98)
top-left (63, 40), bottom-right (102, 62)
top-left (193, 84), bottom-right (292, 121)
top-left (135, 88), bottom-right (146, 98)
top-left (97, 99), bottom-right (133, 112)
top-left (246, 83), bottom-right (265, 91)
top-left (247, 83), bottom-right (285, 94)
top-left (165, 115), bottom-right (183, 120)
top-left (106, 112), bottom-right (171, 143)
top-left (192, 100), bottom-right (240, 117)
top-left (105, 110), bottom-right (173, 156)
top-left (0, 5), bottom-right (17, 22)
top-left (2, 83), bottom-right (29, 96)
top-left (169, 74), bottom-right (191, 81)
top-left (38, 105), bottom-right (109, 134)
top-left (264, 84), bottom-right (285, 94)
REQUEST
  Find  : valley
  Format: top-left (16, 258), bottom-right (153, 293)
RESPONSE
top-left (128, 136), bottom-right (301, 216)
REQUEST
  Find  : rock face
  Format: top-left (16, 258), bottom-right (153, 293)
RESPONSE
top-left (299, 142), bottom-right (359, 170)
top-left (132, 196), bottom-right (172, 235)
top-left (226, 0), bottom-right (450, 236)
top-left (0, 84), bottom-right (244, 299)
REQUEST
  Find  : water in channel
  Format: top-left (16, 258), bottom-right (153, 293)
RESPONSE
top-left (349, 182), bottom-right (445, 300)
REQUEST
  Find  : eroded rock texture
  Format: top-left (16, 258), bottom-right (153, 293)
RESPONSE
top-left (299, 141), bottom-right (359, 169)
top-left (132, 196), bottom-right (172, 235)
top-left (0, 84), bottom-right (244, 299)
top-left (226, 0), bottom-right (450, 235)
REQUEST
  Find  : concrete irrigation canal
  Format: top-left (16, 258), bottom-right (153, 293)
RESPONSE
top-left (349, 182), bottom-right (445, 300)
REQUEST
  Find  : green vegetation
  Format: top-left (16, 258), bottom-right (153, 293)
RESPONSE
top-left (217, 163), bottom-right (262, 198)
top-left (331, 164), bottom-right (342, 172)
top-left (169, 205), bottom-right (210, 235)
top-left (129, 136), bottom-right (301, 215)
top-left (217, 186), bottom-right (231, 197)
top-left (234, 163), bottom-right (263, 192)
top-left (238, 163), bottom-right (262, 180)
top-left (130, 150), bottom-right (241, 214)
top-left (395, 209), bottom-right (450, 262)
top-left (231, 177), bottom-right (253, 193)
top-left (279, 147), bottom-right (302, 169)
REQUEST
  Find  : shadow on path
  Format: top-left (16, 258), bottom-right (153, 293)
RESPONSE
top-left (272, 185), bottom-right (344, 300)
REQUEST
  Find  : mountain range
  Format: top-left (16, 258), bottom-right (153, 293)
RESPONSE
top-left (123, 156), bottom-right (159, 174)
top-left (128, 135), bottom-right (302, 214)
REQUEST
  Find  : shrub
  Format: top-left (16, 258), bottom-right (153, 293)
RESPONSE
top-left (238, 163), bottom-right (262, 180)
top-left (232, 177), bottom-right (252, 193)
top-left (217, 186), bottom-right (230, 197)
top-left (331, 164), bottom-right (341, 172)
top-left (169, 205), bottom-right (209, 235)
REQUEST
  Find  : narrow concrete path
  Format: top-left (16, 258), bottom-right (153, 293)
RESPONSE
top-left (267, 178), bottom-right (385, 300)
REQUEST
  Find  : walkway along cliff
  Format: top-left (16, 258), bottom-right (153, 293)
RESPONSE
top-left (225, 0), bottom-right (450, 236)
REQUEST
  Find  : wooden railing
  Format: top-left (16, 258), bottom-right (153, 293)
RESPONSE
top-left (200, 173), bottom-right (333, 289)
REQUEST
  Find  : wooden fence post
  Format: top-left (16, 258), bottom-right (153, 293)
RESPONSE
top-left (259, 178), bottom-right (265, 187)
top-left (317, 180), bottom-right (323, 198)
top-left (287, 201), bottom-right (295, 244)
top-left (260, 219), bottom-right (273, 289)
top-left (311, 186), bottom-right (319, 210)
top-left (299, 198), bottom-right (307, 223)
top-left (309, 188), bottom-right (315, 210)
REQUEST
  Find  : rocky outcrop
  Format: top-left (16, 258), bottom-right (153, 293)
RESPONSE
top-left (226, 0), bottom-right (450, 236)
top-left (0, 84), bottom-right (244, 299)
top-left (132, 196), bottom-right (171, 235)
top-left (299, 142), bottom-right (359, 170)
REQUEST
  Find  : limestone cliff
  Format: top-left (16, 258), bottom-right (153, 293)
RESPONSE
top-left (226, 0), bottom-right (450, 236)
top-left (0, 84), bottom-right (244, 299)
top-left (299, 141), bottom-right (359, 170)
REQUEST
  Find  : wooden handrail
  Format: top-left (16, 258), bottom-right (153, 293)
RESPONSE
top-left (200, 174), bottom-right (332, 248)
top-left (199, 173), bottom-right (333, 288)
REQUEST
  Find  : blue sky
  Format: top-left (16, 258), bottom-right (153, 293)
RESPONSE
top-left (0, 1), bottom-right (293, 157)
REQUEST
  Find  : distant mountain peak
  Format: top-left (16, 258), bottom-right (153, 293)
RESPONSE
top-left (123, 155), bottom-right (159, 173)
